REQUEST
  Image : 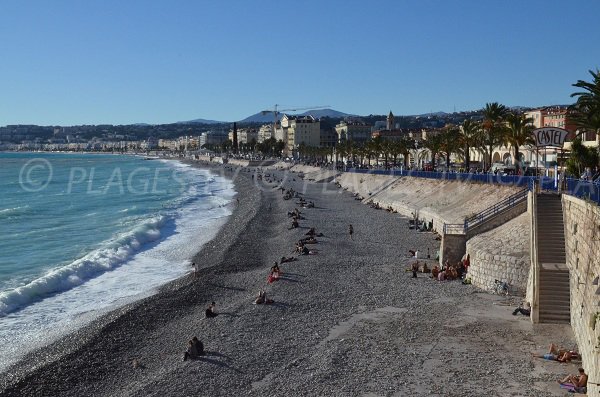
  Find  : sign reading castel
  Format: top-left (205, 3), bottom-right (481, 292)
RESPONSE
top-left (532, 127), bottom-right (569, 148)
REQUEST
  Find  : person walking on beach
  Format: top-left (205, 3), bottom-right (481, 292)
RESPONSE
top-left (192, 262), bottom-right (198, 278)
top-left (348, 224), bottom-right (354, 240)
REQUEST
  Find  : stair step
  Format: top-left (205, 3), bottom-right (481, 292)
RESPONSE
top-left (539, 298), bottom-right (570, 305)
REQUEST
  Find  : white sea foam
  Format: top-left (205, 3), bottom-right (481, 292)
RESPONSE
top-left (0, 160), bottom-right (235, 372)
top-left (0, 215), bottom-right (166, 316)
top-left (0, 205), bottom-right (29, 217)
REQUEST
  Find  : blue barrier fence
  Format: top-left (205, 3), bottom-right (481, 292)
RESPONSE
top-left (346, 168), bottom-right (600, 205)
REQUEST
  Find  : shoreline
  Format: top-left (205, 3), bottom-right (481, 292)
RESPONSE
top-left (0, 162), bottom-right (578, 396)
top-left (0, 155), bottom-right (236, 371)
top-left (0, 159), bottom-right (243, 384)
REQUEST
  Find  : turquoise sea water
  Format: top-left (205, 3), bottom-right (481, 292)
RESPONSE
top-left (0, 153), bottom-right (235, 371)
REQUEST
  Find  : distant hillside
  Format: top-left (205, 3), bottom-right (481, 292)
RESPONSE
top-left (241, 108), bottom-right (351, 123)
top-left (298, 109), bottom-right (352, 118)
top-left (179, 118), bottom-right (227, 125)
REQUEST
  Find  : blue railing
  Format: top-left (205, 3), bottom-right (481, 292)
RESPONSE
top-left (564, 178), bottom-right (600, 204)
top-left (347, 168), bottom-right (550, 188)
top-left (345, 168), bottom-right (599, 205)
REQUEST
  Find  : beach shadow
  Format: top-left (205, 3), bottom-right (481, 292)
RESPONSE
top-left (198, 356), bottom-right (244, 374)
top-left (278, 276), bottom-right (301, 283)
top-left (204, 351), bottom-right (232, 360)
top-left (207, 283), bottom-right (246, 292)
top-left (215, 312), bottom-right (240, 317)
top-left (267, 301), bottom-right (293, 310)
top-left (279, 271), bottom-right (306, 277)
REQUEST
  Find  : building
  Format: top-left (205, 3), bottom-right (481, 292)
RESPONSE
top-left (199, 131), bottom-right (228, 147)
top-left (524, 109), bottom-right (543, 129)
top-left (320, 128), bottom-right (337, 148)
top-left (258, 124), bottom-right (273, 143)
top-left (228, 128), bottom-right (258, 145)
top-left (280, 114), bottom-right (321, 153)
top-left (334, 120), bottom-right (371, 143)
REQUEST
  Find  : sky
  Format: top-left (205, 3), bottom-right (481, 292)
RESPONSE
top-left (1, 0), bottom-right (600, 126)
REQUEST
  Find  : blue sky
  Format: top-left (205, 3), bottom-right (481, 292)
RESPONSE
top-left (1, 0), bottom-right (599, 126)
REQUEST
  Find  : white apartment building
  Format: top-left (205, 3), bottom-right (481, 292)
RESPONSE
top-left (280, 114), bottom-right (320, 153)
top-left (228, 128), bottom-right (258, 145)
top-left (258, 124), bottom-right (274, 143)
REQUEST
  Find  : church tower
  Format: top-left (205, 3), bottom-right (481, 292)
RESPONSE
top-left (386, 111), bottom-right (395, 130)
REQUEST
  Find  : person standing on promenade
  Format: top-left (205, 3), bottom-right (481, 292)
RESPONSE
top-left (348, 224), bottom-right (354, 240)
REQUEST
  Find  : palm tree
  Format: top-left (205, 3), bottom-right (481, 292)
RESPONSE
top-left (569, 69), bottom-right (600, 137)
top-left (439, 125), bottom-right (462, 170)
top-left (388, 140), bottom-right (405, 168)
top-left (459, 119), bottom-right (480, 171)
top-left (422, 133), bottom-right (443, 170)
top-left (481, 102), bottom-right (509, 169)
top-left (504, 113), bottom-right (534, 172)
top-left (565, 137), bottom-right (599, 177)
top-left (370, 136), bottom-right (384, 167)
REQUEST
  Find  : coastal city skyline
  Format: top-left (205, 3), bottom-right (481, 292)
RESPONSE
top-left (2, 0), bottom-right (600, 126)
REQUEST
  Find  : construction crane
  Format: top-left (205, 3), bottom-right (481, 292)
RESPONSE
top-left (261, 104), bottom-right (330, 155)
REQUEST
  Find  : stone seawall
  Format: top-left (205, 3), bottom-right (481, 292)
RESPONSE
top-left (335, 172), bottom-right (521, 235)
top-left (563, 194), bottom-right (600, 394)
top-left (465, 213), bottom-right (530, 296)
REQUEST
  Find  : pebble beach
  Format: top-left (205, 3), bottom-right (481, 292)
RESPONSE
top-left (0, 162), bottom-right (579, 397)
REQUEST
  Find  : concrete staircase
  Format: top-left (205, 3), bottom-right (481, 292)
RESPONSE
top-left (536, 194), bottom-right (570, 324)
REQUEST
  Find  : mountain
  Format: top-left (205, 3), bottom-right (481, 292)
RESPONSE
top-left (240, 108), bottom-right (352, 123)
top-left (179, 118), bottom-right (227, 124)
top-left (298, 109), bottom-right (352, 118)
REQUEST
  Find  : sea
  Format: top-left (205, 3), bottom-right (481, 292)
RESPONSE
top-left (0, 152), bottom-right (235, 371)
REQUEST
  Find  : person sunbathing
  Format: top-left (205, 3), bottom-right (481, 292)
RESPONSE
top-left (558, 367), bottom-right (587, 393)
top-left (532, 344), bottom-right (575, 362)
top-left (183, 336), bottom-right (204, 361)
top-left (254, 290), bottom-right (274, 305)
top-left (205, 302), bottom-right (218, 318)
top-left (267, 263), bottom-right (282, 283)
top-left (301, 237), bottom-right (318, 244)
top-left (549, 343), bottom-right (579, 360)
top-left (280, 256), bottom-right (296, 264)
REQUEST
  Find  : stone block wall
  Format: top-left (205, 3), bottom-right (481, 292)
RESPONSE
top-left (562, 194), bottom-right (600, 394)
top-left (465, 213), bottom-right (530, 296)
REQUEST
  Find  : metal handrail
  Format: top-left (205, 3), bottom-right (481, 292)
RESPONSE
top-left (443, 223), bottom-right (465, 235)
top-left (465, 188), bottom-right (529, 230)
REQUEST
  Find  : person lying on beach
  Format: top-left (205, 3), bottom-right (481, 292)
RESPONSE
top-left (304, 227), bottom-right (324, 237)
top-left (183, 336), bottom-right (204, 361)
top-left (558, 367), bottom-right (587, 393)
top-left (290, 219), bottom-right (299, 229)
top-left (532, 348), bottom-right (574, 363)
top-left (301, 236), bottom-right (318, 244)
top-left (512, 302), bottom-right (531, 316)
top-left (547, 343), bottom-right (579, 360)
top-left (205, 302), bottom-right (217, 318)
top-left (300, 245), bottom-right (317, 255)
top-left (280, 256), bottom-right (296, 264)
